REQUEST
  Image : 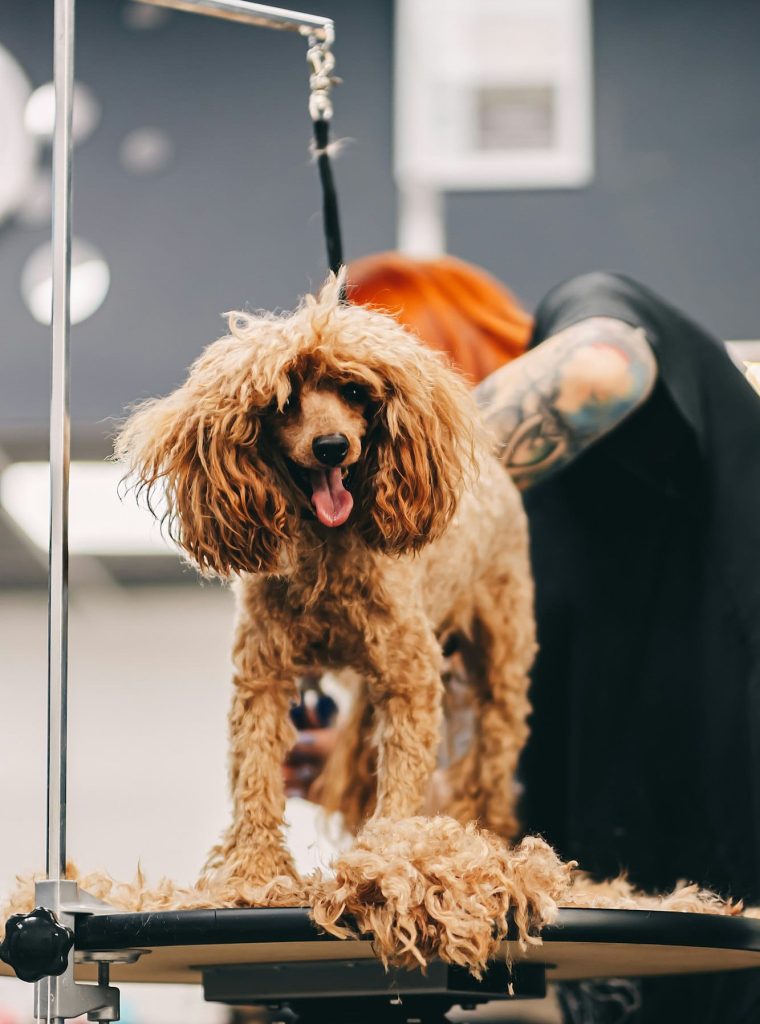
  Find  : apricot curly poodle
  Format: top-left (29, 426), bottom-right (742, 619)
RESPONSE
top-left (113, 273), bottom-right (539, 947)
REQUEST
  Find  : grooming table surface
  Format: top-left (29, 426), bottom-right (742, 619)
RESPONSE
top-left (3, 907), bottom-right (758, 985)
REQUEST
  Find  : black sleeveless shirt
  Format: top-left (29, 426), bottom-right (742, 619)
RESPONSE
top-left (518, 272), bottom-right (760, 903)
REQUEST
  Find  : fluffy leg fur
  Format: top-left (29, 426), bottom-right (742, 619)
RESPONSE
top-left (309, 817), bottom-right (572, 976)
top-left (202, 679), bottom-right (302, 899)
top-left (368, 618), bottom-right (444, 820)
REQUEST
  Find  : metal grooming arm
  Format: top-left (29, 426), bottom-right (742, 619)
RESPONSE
top-left (137, 0), bottom-right (333, 37)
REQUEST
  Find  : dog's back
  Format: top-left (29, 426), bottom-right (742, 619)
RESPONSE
top-left (420, 447), bottom-right (532, 639)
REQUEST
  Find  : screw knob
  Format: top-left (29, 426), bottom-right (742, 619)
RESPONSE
top-left (0, 906), bottom-right (74, 983)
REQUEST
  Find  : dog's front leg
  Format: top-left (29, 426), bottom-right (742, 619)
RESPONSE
top-left (224, 679), bottom-right (300, 882)
top-left (368, 620), bottom-right (444, 820)
top-left (203, 626), bottom-right (300, 887)
top-left (314, 613), bottom-right (567, 979)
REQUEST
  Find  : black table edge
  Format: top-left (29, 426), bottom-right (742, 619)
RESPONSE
top-left (74, 906), bottom-right (760, 955)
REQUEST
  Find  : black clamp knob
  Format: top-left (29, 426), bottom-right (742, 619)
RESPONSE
top-left (0, 906), bottom-right (74, 983)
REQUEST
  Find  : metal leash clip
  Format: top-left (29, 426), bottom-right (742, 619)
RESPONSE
top-left (307, 24), bottom-right (339, 123)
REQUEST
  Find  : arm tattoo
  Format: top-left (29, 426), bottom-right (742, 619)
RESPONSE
top-left (474, 317), bottom-right (657, 490)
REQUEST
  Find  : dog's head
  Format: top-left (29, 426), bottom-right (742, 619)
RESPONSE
top-left (116, 274), bottom-right (480, 578)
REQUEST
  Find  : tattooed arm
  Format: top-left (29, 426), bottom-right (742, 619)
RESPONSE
top-left (474, 317), bottom-right (657, 489)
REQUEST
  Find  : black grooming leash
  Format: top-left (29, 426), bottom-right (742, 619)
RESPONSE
top-left (313, 117), bottom-right (344, 277)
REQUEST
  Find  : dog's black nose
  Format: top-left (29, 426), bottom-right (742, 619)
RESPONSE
top-left (313, 433), bottom-right (349, 466)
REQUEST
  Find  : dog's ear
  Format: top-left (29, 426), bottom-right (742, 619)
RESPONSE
top-left (115, 385), bottom-right (290, 577)
top-left (357, 346), bottom-right (478, 555)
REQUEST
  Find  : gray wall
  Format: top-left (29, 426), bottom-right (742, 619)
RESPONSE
top-left (1, 0), bottom-right (759, 440)
top-left (449, 0), bottom-right (760, 334)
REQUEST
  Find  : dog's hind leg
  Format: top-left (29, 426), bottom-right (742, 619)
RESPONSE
top-left (314, 687), bottom-right (377, 832)
top-left (447, 565), bottom-right (536, 839)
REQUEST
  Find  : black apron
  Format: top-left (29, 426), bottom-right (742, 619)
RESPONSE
top-left (517, 272), bottom-right (760, 1023)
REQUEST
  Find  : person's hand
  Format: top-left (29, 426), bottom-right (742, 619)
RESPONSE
top-left (284, 726), bottom-right (339, 799)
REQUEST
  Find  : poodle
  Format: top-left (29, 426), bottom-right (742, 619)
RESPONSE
top-left (116, 273), bottom-right (536, 898)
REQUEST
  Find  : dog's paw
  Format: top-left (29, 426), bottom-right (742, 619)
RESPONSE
top-left (193, 867), bottom-right (308, 908)
top-left (308, 815), bottom-right (571, 977)
top-left (199, 832), bottom-right (307, 907)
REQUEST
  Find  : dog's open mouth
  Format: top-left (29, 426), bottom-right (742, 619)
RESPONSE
top-left (287, 461), bottom-right (356, 528)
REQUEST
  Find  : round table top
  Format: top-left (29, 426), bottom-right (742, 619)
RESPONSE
top-left (2, 906), bottom-right (757, 986)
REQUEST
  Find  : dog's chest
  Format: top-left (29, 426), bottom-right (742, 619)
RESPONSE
top-left (260, 573), bottom-right (390, 671)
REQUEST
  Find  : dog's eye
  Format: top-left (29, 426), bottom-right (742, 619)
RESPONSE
top-left (341, 382), bottom-right (366, 404)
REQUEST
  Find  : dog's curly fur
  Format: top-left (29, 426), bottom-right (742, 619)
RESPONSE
top-left (115, 273), bottom-right (536, 912)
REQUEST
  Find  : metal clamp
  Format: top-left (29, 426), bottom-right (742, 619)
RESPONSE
top-left (307, 24), bottom-right (338, 122)
top-left (0, 882), bottom-right (122, 1022)
top-left (35, 963), bottom-right (119, 1024)
top-left (34, 882), bottom-right (121, 1023)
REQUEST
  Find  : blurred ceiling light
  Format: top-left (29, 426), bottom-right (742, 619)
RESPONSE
top-left (0, 462), bottom-right (176, 557)
top-left (122, 2), bottom-right (171, 29)
top-left (16, 169), bottom-right (52, 228)
top-left (0, 44), bottom-right (37, 223)
top-left (119, 127), bottom-right (173, 175)
top-left (24, 80), bottom-right (101, 145)
top-left (21, 237), bottom-right (110, 326)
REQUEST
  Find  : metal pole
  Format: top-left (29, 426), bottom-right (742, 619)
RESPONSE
top-left (42, 0), bottom-right (333, 895)
top-left (137, 0), bottom-right (333, 37)
top-left (47, 0), bottom-right (75, 884)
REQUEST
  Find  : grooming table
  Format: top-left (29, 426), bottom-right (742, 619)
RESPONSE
top-left (4, 906), bottom-right (759, 1021)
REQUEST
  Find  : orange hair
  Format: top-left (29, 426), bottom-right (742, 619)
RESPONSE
top-left (347, 252), bottom-right (533, 383)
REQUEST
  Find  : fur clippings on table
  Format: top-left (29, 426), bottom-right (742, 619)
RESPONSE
top-left (1, 862), bottom-right (308, 918)
top-left (562, 872), bottom-right (746, 916)
top-left (3, 826), bottom-right (756, 977)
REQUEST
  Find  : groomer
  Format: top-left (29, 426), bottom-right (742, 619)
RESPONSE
top-left (292, 257), bottom-right (760, 1024)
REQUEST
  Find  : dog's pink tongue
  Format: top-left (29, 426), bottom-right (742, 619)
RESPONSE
top-left (310, 467), bottom-right (353, 527)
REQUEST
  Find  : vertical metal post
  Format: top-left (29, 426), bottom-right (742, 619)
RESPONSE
top-left (47, 0), bottom-right (75, 887)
